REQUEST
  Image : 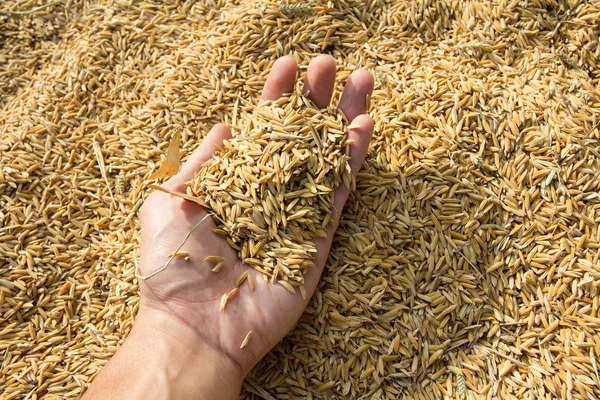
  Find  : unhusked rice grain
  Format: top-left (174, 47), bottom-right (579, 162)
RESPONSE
top-left (190, 93), bottom-right (353, 291)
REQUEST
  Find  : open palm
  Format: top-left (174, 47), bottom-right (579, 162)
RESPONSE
top-left (138, 55), bottom-right (374, 377)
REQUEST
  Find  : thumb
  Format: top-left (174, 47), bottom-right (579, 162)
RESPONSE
top-left (164, 124), bottom-right (231, 190)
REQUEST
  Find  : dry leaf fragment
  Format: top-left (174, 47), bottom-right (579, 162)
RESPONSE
top-left (149, 131), bottom-right (181, 179)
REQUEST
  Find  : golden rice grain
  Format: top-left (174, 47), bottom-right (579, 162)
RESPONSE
top-left (167, 250), bottom-right (189, 258)
top-left (219, 293), bottom-right (228, 312)
top-left (317, 381), bottom-right (336, 392)
top-left (236, 271), bottom-right (249, 287)
top-left (227, 288), bottom-right (239, 303)
top-left (212, 262), bottom-right (224, 273)
top-left (240, 331), bottom-right (252, 349)
top-left (278, 280), bottom-right (296, 294)
top-left (247, 273), bottom-right (255, 292)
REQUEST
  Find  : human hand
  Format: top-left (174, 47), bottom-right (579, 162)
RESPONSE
top-left (84, 55), bottom-right (373, 399)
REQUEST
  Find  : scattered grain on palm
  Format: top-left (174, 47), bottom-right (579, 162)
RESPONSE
top-left (167, 250), bottom-right (189, 258)
top-left (219, 293), bottom-right (228, 312)
top-left (236, 271), bottom-right (249, 287)
top-left (212, 262), bottom-right (224, 273)
top-left (240, 331), bottom-right (253, 349)
top-left (247, 273), bottom-right (255, 292)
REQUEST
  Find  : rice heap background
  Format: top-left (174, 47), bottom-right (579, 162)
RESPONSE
top-left (1, 0), bottom-right (600, 399)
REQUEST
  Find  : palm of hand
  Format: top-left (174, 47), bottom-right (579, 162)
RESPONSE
top-left (138, 55), bottom-right (374, 375)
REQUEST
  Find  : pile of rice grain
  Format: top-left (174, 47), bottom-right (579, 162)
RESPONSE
top-left (191, 94), bottom-right (352, 292)
top-left (1, 0), bottom-right (600, 399)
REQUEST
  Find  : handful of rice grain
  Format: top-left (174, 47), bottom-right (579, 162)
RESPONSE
top-left (189, 93), bottom-right (354, 291)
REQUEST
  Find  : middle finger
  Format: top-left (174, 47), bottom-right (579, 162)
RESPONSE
top-left (302, 54), bottom-right (337, 108)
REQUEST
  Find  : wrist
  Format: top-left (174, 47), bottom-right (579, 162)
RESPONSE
top-left (131, 306), bottom-right (244, 399)
top-left (84, 305), bottom-right (243, 400)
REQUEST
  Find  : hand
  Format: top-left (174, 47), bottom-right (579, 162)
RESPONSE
top-left (83, 55), bottom-right (374, 399)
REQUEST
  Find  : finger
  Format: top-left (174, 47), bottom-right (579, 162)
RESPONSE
top-left (259, 56), bottom-right (298, 104)
top-left (328, 114), bottom-right (374, 233)
top-left (165, 124), bottom-right (231, 189)
top-left (302, 54), bottom-right (336, 108)
top-left (307, 114), bottom-right (374, 289)
top-left (338, 70), bottom-right (374, 121)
